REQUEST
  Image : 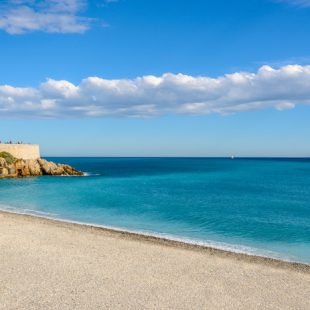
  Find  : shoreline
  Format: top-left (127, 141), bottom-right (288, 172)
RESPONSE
top-left (1, 209), bottom-right (310, 309)
top-left (1, 209), bottom-right (309, 272)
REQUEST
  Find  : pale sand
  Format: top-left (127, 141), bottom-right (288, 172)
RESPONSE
top-left (0, 211), bottom-right (309, 310)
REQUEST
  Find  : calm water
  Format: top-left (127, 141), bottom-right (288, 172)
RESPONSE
top-left (0, 157), bottom-right (309, 263)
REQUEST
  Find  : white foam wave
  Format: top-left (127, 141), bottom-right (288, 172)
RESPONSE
top-left (0, 204), bottom-right (58, 217)
top-left (23, 209), bottom-right (58, 216)
top-left (83, 172), bottom-right (101, 177)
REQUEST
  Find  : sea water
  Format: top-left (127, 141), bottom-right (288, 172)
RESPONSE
top-left (0, 157), bottom-right (309, 264)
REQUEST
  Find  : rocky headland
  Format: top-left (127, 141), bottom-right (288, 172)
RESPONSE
top-left (0, 152), bottom-right (83, 178)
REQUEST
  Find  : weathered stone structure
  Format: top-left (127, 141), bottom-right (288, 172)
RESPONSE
top-left (0, 144), bottom-right (40, 160)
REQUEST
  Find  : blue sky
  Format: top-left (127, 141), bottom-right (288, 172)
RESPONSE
top-left (0, 0), bottom-right (310, 156)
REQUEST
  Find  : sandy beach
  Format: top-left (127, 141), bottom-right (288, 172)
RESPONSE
top-left (0, 211), bottom-right (309, 310)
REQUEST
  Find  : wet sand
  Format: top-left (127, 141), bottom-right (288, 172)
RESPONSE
top-left (0, 210), bottom-right (309, 310)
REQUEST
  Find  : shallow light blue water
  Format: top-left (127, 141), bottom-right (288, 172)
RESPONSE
top-left (1, 157), bottom-right (310, 263)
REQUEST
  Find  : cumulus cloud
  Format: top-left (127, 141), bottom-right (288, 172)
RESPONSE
top-left (0, 65), bottom-right (310, 118)
top-left (0, 0), bottom-right (91, 34)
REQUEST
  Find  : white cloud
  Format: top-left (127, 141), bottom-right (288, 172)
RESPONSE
top-left (0, 0), bottom-right (91, 34)
top-left (0, 65), bottom-right (310, 118)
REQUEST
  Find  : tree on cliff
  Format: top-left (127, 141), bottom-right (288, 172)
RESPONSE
top-left (0, 152), bottom-right (16, 165)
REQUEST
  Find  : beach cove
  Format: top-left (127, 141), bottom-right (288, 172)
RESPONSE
top-left (0, 210), bottom-right (309, 310)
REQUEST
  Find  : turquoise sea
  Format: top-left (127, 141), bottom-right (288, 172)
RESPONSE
top-left (0, 157), bottom-right (309, 264)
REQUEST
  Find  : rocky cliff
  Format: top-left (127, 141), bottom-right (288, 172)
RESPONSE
top-left (0, 152), bottom-right (83, 178)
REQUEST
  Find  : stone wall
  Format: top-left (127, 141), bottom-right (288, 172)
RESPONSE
top-left (0, 144), bottom-right (40, 160)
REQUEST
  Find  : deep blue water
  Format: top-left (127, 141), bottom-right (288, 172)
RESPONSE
top-left (1, 157), bottom-right (310, 263)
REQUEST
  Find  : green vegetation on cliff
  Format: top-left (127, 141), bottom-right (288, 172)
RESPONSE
top-left (0, 152), bottom-right (16, 165)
